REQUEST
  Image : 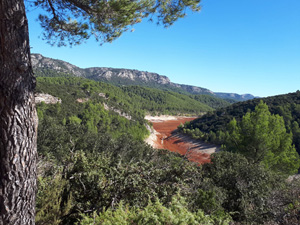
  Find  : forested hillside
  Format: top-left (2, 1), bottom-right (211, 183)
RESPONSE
top-left (34, 68), bottom-right (232, 112)
top-left (36, 77), bottom-right (223, 118)
top-left (189, 94), bottom-right (233, 109)
top-left (181, 91), bottom-right (300, 157)
top-left (120, 85), bottom-right (232, 113)
top-left (35, 77), bottom-right (300, 225)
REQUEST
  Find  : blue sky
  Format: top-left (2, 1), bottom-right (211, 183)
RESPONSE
top-left (26, 0), bottom-right (300, 97)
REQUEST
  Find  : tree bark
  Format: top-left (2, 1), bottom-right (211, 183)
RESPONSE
top-left (0, 0), bottom-right (37, 224)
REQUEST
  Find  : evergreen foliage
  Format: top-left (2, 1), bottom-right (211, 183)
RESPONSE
top-left (34, 66), bottom-right (232, 110)
top-left (202, 152), bottom-right (282, 223)
top-left (35, 78), bottom-right (300, 225)
top-left (36, 77), bottom-right (215, 116)
top-left (28, 0), bottom-right (201, 46)
top-left (121, 85), bottom-right (213, 113)
top-left (181, 91), bottom-right (300, 156)
top-left (78, 195), bottom-right (231, 225)
top-left (225, 101), bottom-right (300, 175)
top-left (190, 94), bottom-right (232, 109)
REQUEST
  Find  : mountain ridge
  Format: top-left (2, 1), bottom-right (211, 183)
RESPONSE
top-left (32, 53), bottom-right (257, 101)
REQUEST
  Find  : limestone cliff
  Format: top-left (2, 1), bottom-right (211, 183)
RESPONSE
top-left (32, 54), bottom-right (256, 101)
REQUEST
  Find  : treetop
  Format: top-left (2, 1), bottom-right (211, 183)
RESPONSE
top-left (26, 0), bottom-right (201, 46)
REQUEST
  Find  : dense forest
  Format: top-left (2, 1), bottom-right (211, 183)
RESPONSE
top-left (35, 77), bottom-right (300, 224)
top-left (36, 77), bottom-right (232, 116)
top-left (181, 91), bottom-right (300, 155)
top-left (34, 67), bottom-right (233, 110)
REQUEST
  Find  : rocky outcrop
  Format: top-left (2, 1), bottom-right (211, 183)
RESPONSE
top-left (84, 67), bottom-right (172, 85)
top-left (76, 98), bottom-right (89, 103)
top-left (35, 93), bottom-right (61, 104)
top-left (103, 103), bottom-right (132, 120)
top-left (32, 54), bottom-right (84, 77)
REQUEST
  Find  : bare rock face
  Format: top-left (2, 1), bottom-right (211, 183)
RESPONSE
top-left (84, 67), bottom-right (172, 84)
top-left (35, 93), bottom-right (62, 104)
top-left (103, 103), bottom-right (132, 120)
top-left (31, 54), bottom-right (208, 94)
top-left (102, 71), bottom-right (113, 79)
top-left (76, 98), bottom-right (89, 103)
top-left (32, 54), bottom-right (84, 77)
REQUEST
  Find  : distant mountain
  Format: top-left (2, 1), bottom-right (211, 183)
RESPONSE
top-left (31, 54), bottom-right (257, 101)
top-left (214, 93), bottom-right (258, 102)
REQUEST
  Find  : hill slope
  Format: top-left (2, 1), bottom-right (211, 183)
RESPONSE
top-left (35, 77), bottom-right (300, 225)
top-left (35, 77), bottom-right (215, 118)
top-left (181, 91), bottom-right (300, 155)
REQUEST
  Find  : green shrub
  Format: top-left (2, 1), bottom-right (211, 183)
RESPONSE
top-left (77, 195), bottom-right (231, 225)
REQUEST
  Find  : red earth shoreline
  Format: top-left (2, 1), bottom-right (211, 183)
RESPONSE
top-left (146, 117), bottom-right (218, 164)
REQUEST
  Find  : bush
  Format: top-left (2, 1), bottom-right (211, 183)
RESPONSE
top-left (77, 195), bottom-right (231, 225)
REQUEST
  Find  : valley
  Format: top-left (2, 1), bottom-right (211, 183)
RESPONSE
top-left (145, 116), bottom-right (219, 164)
top-left (2, 1), bottom-right (300, 223)
top-left (32, 63), bottom-right (300, 225)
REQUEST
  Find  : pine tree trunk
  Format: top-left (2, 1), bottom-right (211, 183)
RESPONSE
top-left (0, 0), bottom-right (37, 224)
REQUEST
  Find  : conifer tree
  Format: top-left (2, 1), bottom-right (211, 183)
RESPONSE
top-left (225, 101), bottom-right (300, 175)
top-left (0, 1), bottom-right (201, 224)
